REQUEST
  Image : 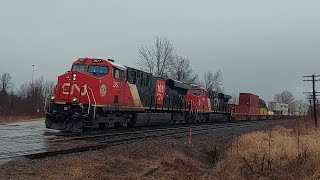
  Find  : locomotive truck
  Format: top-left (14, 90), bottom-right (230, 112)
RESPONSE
top-left (45, 58), bottom-right (232, 132)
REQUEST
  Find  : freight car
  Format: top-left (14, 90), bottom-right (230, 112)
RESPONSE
top-left (268, 102), bottom-right (289, 115)
top-left (232, 93), bottom-right (297, 120)
top-left (45, 58), bottom-right (232, 132)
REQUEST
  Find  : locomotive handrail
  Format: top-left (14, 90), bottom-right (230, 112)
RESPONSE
top-left (88, 87), bottom-right (97, 119)
top-left (86, 89), bottom-right (91, 115)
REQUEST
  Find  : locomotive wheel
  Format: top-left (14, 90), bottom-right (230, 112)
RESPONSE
top-left (45, 118), bottom-right (53, 128)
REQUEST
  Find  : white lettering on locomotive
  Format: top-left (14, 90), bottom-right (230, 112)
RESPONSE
top-left (157, 83), bottom-right (165, 93)
top-left (156, 84), bottom-right (165, 101)
top-left (62, 83), bottom-right (87, 96)
top-left (214, 98), bottom-right (220, 107)
top-left (62, 83), bottom-right (71, 95)
top-left (113, 81), bottom-right (122, 89)
top-left (155, 80), bottom-right (166, 105)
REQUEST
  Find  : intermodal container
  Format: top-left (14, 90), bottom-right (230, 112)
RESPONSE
top-left (235, 105), bottom-right (260, 115)
top-left (260, 108), bottom-right (268, 115)
top-left (249, 107), bottom-right (260, 115)
top-left (239, 93), bottom-right (259, 107)
top-left (235, 105), bottom-right (249, 115)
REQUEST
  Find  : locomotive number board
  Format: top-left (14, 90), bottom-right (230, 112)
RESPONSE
top-left (92, 59), bottom-right (103, 63)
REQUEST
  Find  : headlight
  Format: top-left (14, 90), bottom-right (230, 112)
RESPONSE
top-left (72, 74), bottom-right (77, 81)
top-left (51, 96), bottom-right (55, 100)
top-left (72, 97), bottom-right (78, 102)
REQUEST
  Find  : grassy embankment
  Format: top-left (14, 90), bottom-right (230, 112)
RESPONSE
top-left (1, 119), bottom-right (320, 180)
top-left (215, 119), bottom-right (320, 179)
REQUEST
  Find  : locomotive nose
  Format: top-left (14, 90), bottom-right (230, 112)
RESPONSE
top-left (56, 71), bottom-right (87, 103)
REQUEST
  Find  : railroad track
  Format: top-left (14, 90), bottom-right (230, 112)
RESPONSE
top-left (0, 119), bottom-right (292, 164)
top-left (24, 122), bottom-right (252, 159)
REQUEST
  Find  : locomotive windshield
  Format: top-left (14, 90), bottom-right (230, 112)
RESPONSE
top-left (88, 65), bottom-right (109, 77)
top-left (72, 64), bottom-right (86, 72)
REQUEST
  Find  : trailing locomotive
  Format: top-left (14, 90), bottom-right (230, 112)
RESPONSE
top-left (45, 58), bottom-right (232, 131)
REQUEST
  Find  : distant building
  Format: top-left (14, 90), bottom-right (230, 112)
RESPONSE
top-left (268, 102), bottom-right (289, 115)
top-left (299, 105), bottom-right (309, 116)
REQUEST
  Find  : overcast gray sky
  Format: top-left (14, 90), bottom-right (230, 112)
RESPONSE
top-left (1, 0), bottom-right (319, 101)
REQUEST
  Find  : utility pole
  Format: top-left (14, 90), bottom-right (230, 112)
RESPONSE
top-left (303, 75), bottom-right (320, 127)
top-left (305, 95), bottom-right (319, 120)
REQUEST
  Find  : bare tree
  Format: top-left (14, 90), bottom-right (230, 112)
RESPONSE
top-left (188, 73), bottom-right (200, 85)
top-left (229, 93), bottom-right (239, 104)
top-left (16, 83), bottom-right (29, 100)
top-left (0, 73), bottom-right (56, 117)
top-left (274, 90), bottom-right (295, 112)
top-left (201, 70), bottom-right (223, 92)
top-left (169, 56), bottom-right (199, 84)
top-left (14, 77), bottom-right (55, 115)
top-left (0, 72), bottom-right (13, 93)
top-left (290, 100), bottom-right (304, 113)
top-left (0, 73), bottom-right (13, 115)
top-left (137, 36), bottom-right (176, 77)
top-left (42, 80), bottom-right (55, 100)
top-left (274, 90), bottom-right (295, 104)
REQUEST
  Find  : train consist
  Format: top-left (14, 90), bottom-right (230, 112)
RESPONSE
top-left (45, 58), bottom-right (232, 131)
top-left (45, 58), bottom-right (296, 131)
top-left (232, 93), bottom-right (292, 120)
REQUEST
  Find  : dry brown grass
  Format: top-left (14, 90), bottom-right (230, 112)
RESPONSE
top-left (213, 119), bottom-right (320, 179)
top-left (0, 115), bottom-right (43, 124)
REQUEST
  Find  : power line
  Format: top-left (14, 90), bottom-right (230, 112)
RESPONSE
top-left (303, 75), bottom-right (320, 127)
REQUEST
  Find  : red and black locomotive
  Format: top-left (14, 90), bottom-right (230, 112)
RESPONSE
top-left (46, 58), bottom-right (232, 131)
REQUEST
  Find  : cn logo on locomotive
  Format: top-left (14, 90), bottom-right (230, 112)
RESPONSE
top-left (61, 83), bottom-right (88, 96)
top-left (214, 98), bottom-right (220, 107)
top-left (155, 80), bottom-right (166, 105)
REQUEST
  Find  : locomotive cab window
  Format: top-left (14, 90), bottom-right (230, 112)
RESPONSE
top-left (72, 64), bottom-right (86, 72)
top-left (113, 67), bottom-right (125, 80)
top-left (88, 65), bottom-right (109, 77)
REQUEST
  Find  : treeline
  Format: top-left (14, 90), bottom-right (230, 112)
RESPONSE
top-left (137, 36), bottom-right (224, 93)
top-left (0, 72), bottom-right (55, 117)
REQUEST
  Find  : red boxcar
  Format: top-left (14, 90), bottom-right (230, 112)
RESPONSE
top-left (235, 105), bottom-right (260, 115)
top-left (239, 93), bottom-right (259, 107)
